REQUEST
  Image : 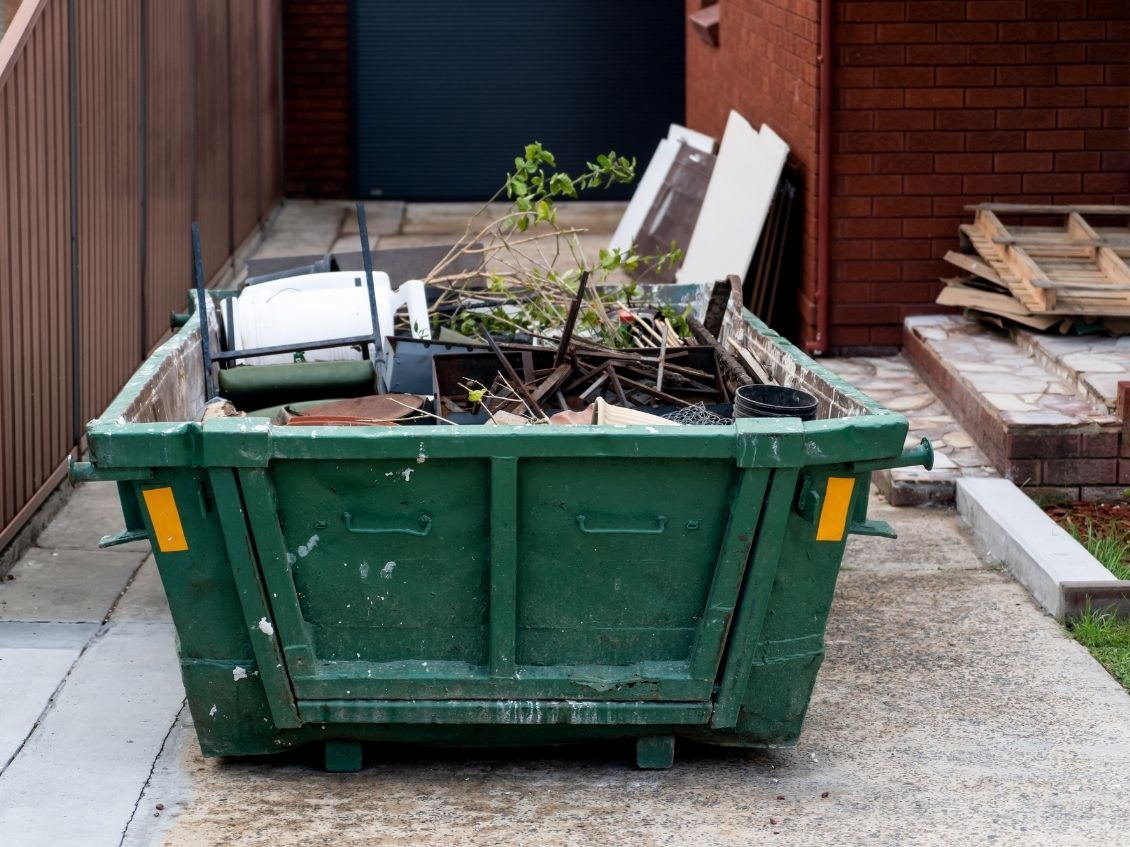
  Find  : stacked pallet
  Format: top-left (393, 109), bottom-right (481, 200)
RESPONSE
top-left (936, 204), bottom-right (1130, 334)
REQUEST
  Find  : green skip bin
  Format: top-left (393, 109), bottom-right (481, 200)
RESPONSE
top-left (75, 281), bottom-right (930, 770)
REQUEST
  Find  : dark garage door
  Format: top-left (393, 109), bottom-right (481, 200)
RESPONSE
top-left (350, 1), bottom-right (686, 201)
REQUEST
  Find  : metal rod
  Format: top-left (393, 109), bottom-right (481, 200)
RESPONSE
top-left (68, 0), bottom-right (80, 444)
top-left (191, 222), bottom-right (215, 400)
top-left (356, 202), bottom-right (384, 388)
top-left (614, 374), bottom-right (695, 408)
top-left (607, 366), bottom-right (630, 406)
top-left (655, 315), bottom-right (668, 393)
top-left (211, 334), bottom-right (380, 362)
top-left (578, 367), bottom-right (611, 402)
top-left (479, 326), bottom-right (546, 419)
top-left (553, 270), bottom-right (589, 369)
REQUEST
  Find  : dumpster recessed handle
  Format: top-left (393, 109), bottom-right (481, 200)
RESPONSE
top-left (342, 512), bottom-right (433, 537)
top-left (575, 514), bottom-right (668, 535)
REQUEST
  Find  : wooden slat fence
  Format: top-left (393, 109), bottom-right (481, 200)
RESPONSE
top-left (0, 0), bottom-right (282, 551)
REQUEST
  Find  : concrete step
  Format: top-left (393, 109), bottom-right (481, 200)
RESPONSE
top-left (903, 314), bottom-right (1125, 502)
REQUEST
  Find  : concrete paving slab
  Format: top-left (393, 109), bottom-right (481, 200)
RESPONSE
top-left (338, 201), bottom-right (405, 236)
top-left (329, 234), bottom-right (376, 256)
top-left (252, 234), bottom-right (338, 261)
top-left (375, 233), bottom-right (474, 250)
top-left (0, 622), bottom-right (185, 846)
top-left (111, 556), bottom-right (171, 622)
top-left (401, 202), bottom-right (512, 235)
top-left (123, 498), bottom-right (1130, 846)
top-left (35, 481), bottom-right (149, 553)
top-left (267, 200), bottom-right (345, 236)
top-left (0, 546), bottom-right (146, 623)
top-left (842, 493), bottom-right (980, 574)
top-left (0, 622), bottom-right (97, 768)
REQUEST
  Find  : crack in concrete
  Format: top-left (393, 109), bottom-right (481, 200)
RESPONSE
top-left (118, 701), bottom-right (187, 847)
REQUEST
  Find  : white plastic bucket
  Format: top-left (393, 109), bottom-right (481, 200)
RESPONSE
top-left (229, 270), bottom-right (431, 389)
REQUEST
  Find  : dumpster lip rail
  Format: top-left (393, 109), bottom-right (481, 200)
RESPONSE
top-left (83, 288), bottom-right (913, 474)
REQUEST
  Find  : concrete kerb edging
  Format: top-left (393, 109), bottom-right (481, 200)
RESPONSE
top-left (956, 477), bottom-right (1130, 621)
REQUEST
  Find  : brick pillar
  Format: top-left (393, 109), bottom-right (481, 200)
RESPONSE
top-left (282, 0), bottom-right (350, 197)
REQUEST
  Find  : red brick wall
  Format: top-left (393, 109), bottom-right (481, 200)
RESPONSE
top-left (282, 0), bottom-right (349, 196)
top-left (685, 0), bottom-right (823, 346)
top-left (830, 0), bottom-right (1130, 350)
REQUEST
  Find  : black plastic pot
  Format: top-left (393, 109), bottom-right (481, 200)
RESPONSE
top-left (733, 384), bottom-right (818, 421)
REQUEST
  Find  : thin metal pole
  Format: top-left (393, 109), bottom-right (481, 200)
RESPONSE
top-left (191, 222), bottom-right (215, 400)
top-left (553, 270), bottom-right (589, 369)
top-left (138, 0), bottom-right (149, 359)
top-left (356, 201), bottom-right (383, 388)
top-left (67, 0), bottom-right (81, 445)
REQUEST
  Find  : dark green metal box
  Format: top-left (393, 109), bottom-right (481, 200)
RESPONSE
top-left (78, 284), bottom-right (926, 769)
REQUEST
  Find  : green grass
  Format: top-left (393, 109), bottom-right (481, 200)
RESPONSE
top-left (1064, 518), bottom-right (1130, 690)
top-left (1063, 518), bottom-right (1130, 580)
top-left (1070, 608), bottom-right (1130, 690)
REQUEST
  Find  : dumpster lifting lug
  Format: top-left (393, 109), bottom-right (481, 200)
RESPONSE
top-left (849, 437), bottom-right (934, 474)
top-left (69, 458), bottom-right (154, 483)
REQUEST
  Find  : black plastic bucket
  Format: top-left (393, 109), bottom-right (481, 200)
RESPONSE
top-left (733, 384), bottom-right (818, 421)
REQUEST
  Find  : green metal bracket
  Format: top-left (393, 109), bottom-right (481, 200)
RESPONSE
top-left (69, 459), bottom-right (154, 483)
top-left (636, 736), bottom-right (676, 769)
top-left (847, 518), bottom-right (896, 539)
top-left (98, 528), bottom-right (150, 549)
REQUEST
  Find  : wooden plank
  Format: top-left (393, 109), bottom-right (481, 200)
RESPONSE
top-left (966, 309), bottom-right (1062, 332)
top-left (943, 250), bottom-right (1004, 287)
top-left (1098, 247), bottom-right (1130, 284)
top-left (936, 280), bottom-right (1034, 317)
top-left (968, 202), bottom-right (1130, 216)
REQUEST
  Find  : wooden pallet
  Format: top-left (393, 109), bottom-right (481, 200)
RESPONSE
top-left (954, 205), bottom-right (1130, 316)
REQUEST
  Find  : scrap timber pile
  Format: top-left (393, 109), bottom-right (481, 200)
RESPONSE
top-left (200, 133), bottom-right (816, 430)
top-left (937, 203), bottom-right (1130, 334)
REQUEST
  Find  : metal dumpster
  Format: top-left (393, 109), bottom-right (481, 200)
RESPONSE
top-left (75, 282), bottom-right (929, 770)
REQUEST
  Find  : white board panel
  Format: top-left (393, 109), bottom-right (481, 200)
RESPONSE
top-left (676, 111), bottom-right (789, 285)
top-left (608, 139), bottom-right (678, 253)
top-left (668, 122), bottom-right (715, 153)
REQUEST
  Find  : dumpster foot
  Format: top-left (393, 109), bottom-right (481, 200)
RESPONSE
top-left (635, 736), bottom-right (675, 770)
top-left (324, 740), bottom-right (363, 773)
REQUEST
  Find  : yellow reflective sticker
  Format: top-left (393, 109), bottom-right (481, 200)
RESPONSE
top-left (815, 477), bottom-right (855, 542)
top-left (142, 487), bottom-right (188, 552)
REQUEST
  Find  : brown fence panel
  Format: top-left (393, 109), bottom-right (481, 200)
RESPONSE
top-left (0, 0), bottom-right (73, 550)
top-left (257, 0), bottom-right (281, 218)
top-left (143, 0), bottom-right (194, 351)
top-left (194, 0), bottom-right (231, 280)
top-left (76, 0), bottom-right (143, 424)
top-left (0, 0), bottom-right (282, 553)
top-left (230, 0), bottom-right (260, 248)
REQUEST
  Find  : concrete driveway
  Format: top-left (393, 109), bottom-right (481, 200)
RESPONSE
top-left (2, 201), bottom-right (1128, 845)
top-left (1, 482), bottom-right (1127, 846)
